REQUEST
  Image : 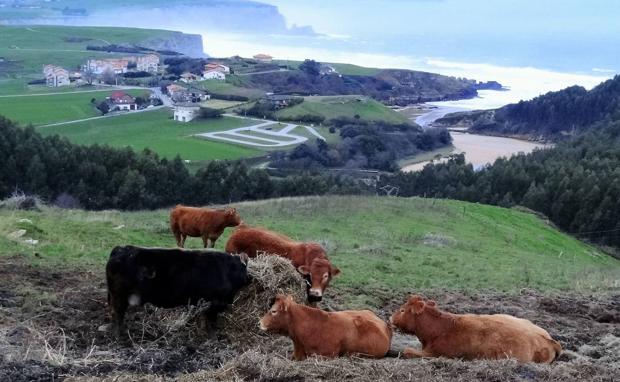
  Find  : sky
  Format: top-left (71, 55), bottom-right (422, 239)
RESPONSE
top-left (266, 0), bottom-right (619, 40)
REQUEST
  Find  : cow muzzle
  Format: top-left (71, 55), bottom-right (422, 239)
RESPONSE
top-left (259, 319), bottom-right (268, 331)
top-left (308, 288), bottom-right (323, 302)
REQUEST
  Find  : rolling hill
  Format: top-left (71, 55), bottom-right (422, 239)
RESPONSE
top-left (2, 196), bottom-right (616, 296)
top-left (436, 75), bottom-right (620, 140)
top-left (274, 95), bottom-right (410, 125)
top-left (0, 25), bottom-right (203, 94)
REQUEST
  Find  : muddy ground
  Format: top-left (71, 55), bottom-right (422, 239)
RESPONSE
top-left (0, 255), bottom-right (618, 381)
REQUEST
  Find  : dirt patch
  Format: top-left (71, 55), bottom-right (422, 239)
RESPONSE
top-left (1, 255), bottom-right (619, 381)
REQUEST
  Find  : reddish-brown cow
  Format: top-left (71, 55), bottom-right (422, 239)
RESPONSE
top-left (390, 295), bottom-right (562, 363)
top-left (225, 226), bottom-right (340, 301)
top-left (260, 294), bottom-right (392, 360)
top-left (170, 205), bottom-right (241, 248)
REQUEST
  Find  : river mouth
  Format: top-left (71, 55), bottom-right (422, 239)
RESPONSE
top-left (399, 100), bottom-right (551, 172)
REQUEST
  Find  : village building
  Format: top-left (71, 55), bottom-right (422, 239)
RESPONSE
top-left (173, 103), bottom-right (201, 123)
top-left (253, 53), bottom-right (273, 63)
top-left (166, 84), bottom-right (186, 99)
top-left (43, 64), bottom-right (70, 87)
top-left (202, 68), bottom-right (226, 80)
top-left (108, 91), bottom-right (137, 111)
top-left (136, 54), bottom-right (160, 72)
top-left (84, 58), bottom-right (129, 75)
top-left (180, 72), bottom-right (200, 83)
top-left (204, 63), bottom-right (230, 74)
top-left (167, 84), bottom-right (209, 103)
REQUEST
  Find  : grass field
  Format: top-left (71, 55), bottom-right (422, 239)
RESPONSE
top-left (199, 98), bottom-right (247, 110)
top-left (1, 196), bottom-right (617, 302)
top-left (0, 80), bottom-right (113, 96)
top-left (0, 89), bottom-right (149, 125)
top-left (274, 60), bottom-right (382, 76)
top-left (36, 109), bottom-right (262, 161)
top-left (275, 95), bottom-right (411, 125)
top-left (197, 79), bottom-right (266, 100)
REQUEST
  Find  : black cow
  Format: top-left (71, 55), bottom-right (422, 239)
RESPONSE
top-left (106, 245), bottom-right (250, 338)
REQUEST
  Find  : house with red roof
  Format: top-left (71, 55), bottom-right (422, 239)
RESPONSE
top-left (108, 91), bottom-right (137, 111)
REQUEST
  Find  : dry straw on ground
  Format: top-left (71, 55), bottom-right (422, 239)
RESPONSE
top-left (221, 254), bottom-right (308, 345)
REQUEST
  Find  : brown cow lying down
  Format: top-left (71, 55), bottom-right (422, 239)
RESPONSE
top-left (390, 295), bottom-right (562, 363)
top-left (170, 205), bottom-right (241, 248)
top-left (260, 294), bottom-right (392, 360)
top-left (225, 226), bottom-right (340, 302)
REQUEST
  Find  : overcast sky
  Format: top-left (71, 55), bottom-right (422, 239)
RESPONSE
top-left (265, 0), bottom-right (619, 41)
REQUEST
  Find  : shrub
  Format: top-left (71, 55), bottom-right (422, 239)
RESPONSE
top-left (198, 107), bottom-right (224, 119)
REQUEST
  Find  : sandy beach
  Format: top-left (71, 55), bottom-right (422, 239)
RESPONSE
top-left (401, 132), bottom-right (550, 172)
top-left (399, 94), bottom-right (552, 172)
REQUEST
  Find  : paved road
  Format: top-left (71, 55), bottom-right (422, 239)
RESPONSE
top-left (197, 115), bottom-right (326, 148)
top-left (150, 86), bottom-right (173, 107)
top-left (38, 106), bottom-right (165, 128)
top-left (234, 69), bottom-right (290, 76)
top-left (0, 86), bottom-right (145, 98)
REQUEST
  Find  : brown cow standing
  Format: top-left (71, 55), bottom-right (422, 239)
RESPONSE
top-left (390, 295), bottom-right (562, 363)
top-left (170, 205), bottom-right (241, 248)
top-left (260, 294), bottom-right (392, 360)
top-left (225, 225), bottom-right (340, 301)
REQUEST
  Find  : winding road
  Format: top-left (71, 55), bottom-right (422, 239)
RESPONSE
top-left (196, 114), bottom-right (325, 148)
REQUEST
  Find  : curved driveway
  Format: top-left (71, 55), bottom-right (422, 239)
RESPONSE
top-left (196, 115), bottom-right (325, 148)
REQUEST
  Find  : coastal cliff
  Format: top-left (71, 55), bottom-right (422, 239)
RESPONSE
top-left (140, 31), bottom-right (206, 58)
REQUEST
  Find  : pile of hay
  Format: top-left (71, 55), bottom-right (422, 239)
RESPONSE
top-left (179, 349), bottom-right (620, 382)
top-left (221, 254), bottom-right (307, 345)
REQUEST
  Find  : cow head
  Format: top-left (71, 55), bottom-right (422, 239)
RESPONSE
top-left (298, 257), bottom-right (341, 302)
top-left (260, 294), bottom-right (294, 334)
top-left (390, 295), bottom-right (438, 335)
top-left (225, 208), bottom-right (242, 226)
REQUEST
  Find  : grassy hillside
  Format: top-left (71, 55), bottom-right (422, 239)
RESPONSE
top-left (1, 196), bottom-right (617, 307)
top-left (197, 79), bottom-right (266, 100)
top-left (36, 109), bottom-right (262, 161)
top-left (275, 59), bottom-right (382, 76)
top-left (275, 95), bottom-right (410, 125)
top-left (0, 89), bottom-right (148, 126)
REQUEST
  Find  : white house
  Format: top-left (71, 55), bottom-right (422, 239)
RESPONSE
top-left (174, 104), bottom-right (201, 122)
top-left (43, 65), bottom-right (70, 87)
top-left (203, 69), bottom-right (226, 80)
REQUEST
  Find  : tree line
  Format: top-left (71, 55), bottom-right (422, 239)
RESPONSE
top-left (271, 117), bottom-right (452, 171)
top-left (383, 118), bottom-right (620, 248)
top-left (0, 117), bottom-right (366, 210)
